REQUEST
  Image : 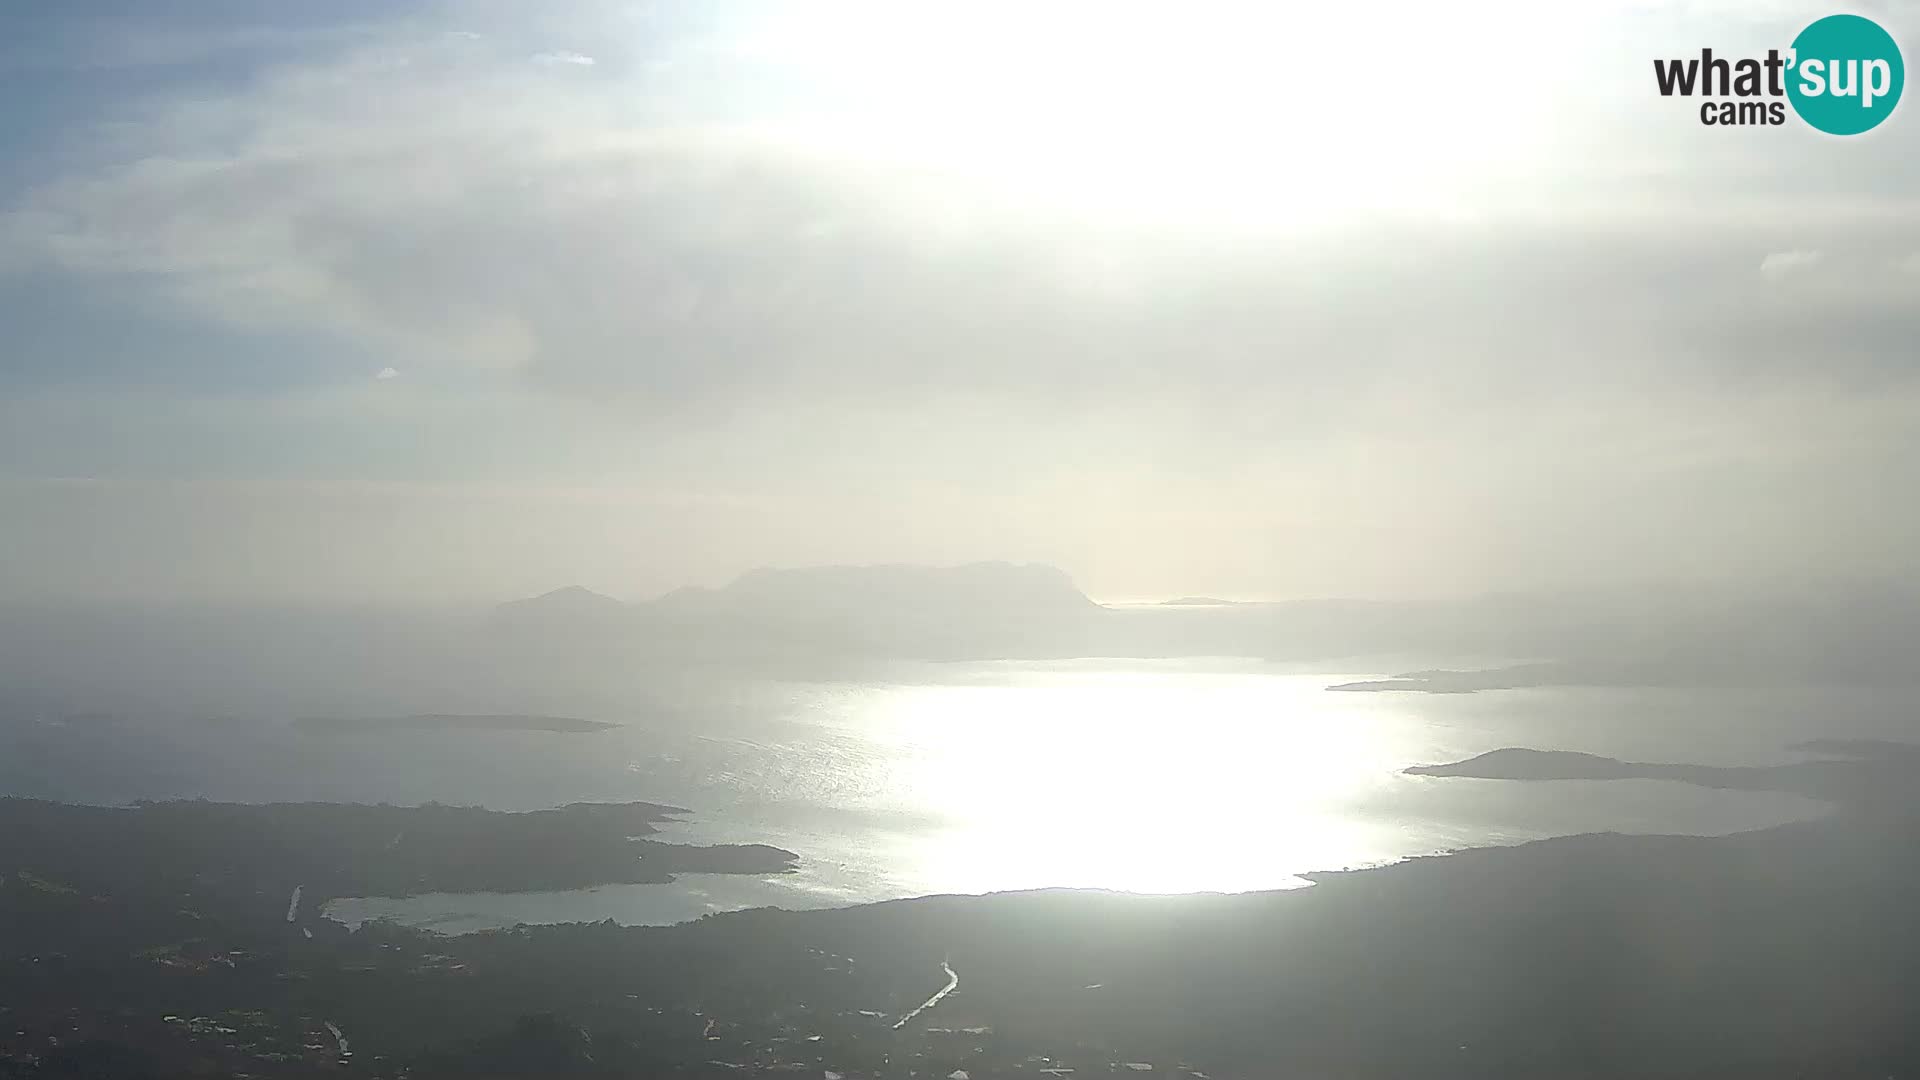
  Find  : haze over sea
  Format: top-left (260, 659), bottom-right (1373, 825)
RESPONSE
top-left (9, 654), bottom-right (1885, 933)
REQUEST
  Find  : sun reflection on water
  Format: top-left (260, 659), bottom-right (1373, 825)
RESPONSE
top-left (324, 663), bottom-right (1845, 931)
top-left (811, 664), bottom-right (1431, 896)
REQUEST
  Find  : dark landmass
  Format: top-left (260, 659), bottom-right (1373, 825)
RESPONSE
top-left (9, 741), bottom-right (1920, 1077)
top-left (1406, 739), bottom-right (1920, 812)
top-left (292, 714), bottom-right (620, 734)
top-left (0, 799), bottom-right (794, 912)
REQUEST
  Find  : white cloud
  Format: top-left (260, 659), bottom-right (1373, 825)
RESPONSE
top-left (6, 2), bottom-right (1920, 600)
top-left (3, 5), bottom-right (1919, 417)
top-left (1759, 249), bottom-right (1824, 281)
top-left (531, 50), bottom-right (593, 66)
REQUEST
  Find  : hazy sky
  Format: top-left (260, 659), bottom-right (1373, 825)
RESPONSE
top-left (2, 0), bottom-right (1917, 605)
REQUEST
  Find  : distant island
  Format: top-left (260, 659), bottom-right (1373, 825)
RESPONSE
top-left (1157, 596), bottom-right (1241, 607)
top-left (498, 562), bottom-right (1101, 627)
top-left (1326, 664), bottom-right (1561, 694)
top-left (490, 584), bottom-right (630, 622)
top-left (1326, 678), bottom-right (1479, 694)
top-left (293, 714), bottom-right (620, 734)
top-left (1406, 740), bottom-right (1920, 810)
top-left (486, 562), bottom-right (1114, 665)
top-left (467, 567), bottom-right (1920, 691)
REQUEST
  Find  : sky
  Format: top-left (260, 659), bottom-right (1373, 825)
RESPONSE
top-left (2, 0), bottom-right (1918, 606)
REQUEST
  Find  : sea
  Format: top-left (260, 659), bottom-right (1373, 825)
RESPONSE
top-left (6, 656), bottom-right (1906, 934)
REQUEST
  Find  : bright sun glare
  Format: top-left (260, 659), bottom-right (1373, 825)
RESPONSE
top-left (740, 0), bottom-right (1567, 227)
top-left (836, 667), bottom-right (1424, 896)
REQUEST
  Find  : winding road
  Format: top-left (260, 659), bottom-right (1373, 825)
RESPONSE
top-left (892, 958), bottom-right (959, 1030)
top-left (323, 1021), bottom-right (350, 1060)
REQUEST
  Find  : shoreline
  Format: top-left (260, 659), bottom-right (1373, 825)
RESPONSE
top-left (8, 739), bottom-right (1917, 1077)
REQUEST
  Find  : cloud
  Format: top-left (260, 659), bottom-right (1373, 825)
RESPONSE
top-left (4, 0), bottom-right (1920, 603)
top-left (530, 50), bottom-right (593, 66)
top-left (5, 5), bottom-right (1917, 422)
top-left (1759, 250), bottom-right (1825, 281)
top-left (3, 3), bottom-right (1920, 485)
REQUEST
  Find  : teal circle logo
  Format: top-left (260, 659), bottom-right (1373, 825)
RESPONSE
top-left (1787, 14), bottom-right (1904, 134)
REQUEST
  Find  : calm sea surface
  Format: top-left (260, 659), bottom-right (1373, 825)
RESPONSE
top-left (6, 657), bottom-right (1896, 932)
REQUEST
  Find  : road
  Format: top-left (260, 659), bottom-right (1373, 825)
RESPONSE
top-left (892, 958), bottom-right (959, 1030)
